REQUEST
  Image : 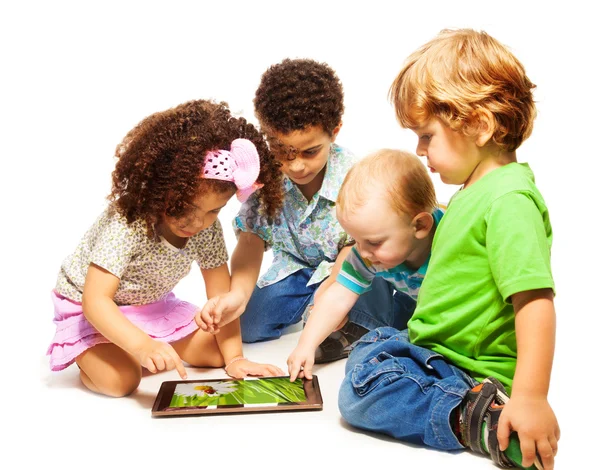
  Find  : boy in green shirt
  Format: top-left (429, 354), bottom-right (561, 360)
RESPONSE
top-left (338, 29), bottom-right (560, 470)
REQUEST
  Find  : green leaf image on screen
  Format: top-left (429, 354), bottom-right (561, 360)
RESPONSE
top-left (168, 378), bottom-right (307, 407)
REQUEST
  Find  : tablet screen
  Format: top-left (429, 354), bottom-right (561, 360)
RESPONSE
top-left (169, 377), bottom-right (306, 408)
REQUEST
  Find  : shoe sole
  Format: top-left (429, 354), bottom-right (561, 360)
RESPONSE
top-left (314, 350), bottom-right (349, 364)
top-left (482, 379), bottom-right (543, 470)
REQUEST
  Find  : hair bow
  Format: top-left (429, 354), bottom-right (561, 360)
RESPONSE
top-left (203, 138), bottom-right (264, 202)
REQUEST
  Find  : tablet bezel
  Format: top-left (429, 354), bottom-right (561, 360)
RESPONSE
top-left (151, 375), bottom-right (323, 417)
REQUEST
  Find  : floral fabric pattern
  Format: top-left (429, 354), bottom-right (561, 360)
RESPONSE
top-left (234, 144), bottom-right (357, 287)
top-left (55, 208), bottom-right (228, 305)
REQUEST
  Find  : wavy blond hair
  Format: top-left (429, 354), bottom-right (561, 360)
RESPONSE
top-left (337, 149), bottom-right (437, 218)
top-left (390, 29), bottom-right (536, 152)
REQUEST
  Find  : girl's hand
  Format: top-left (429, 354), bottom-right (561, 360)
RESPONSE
top-left (497, 394), bottom-right (560, 469)
top-left (287, 344), bottom-right (316, 382)
top-left (225, 358), bottom-right (284, 379)
top-left (197, 290), bottom-right (247, 333)
top-left (133, 338), bottom-right (188, 379)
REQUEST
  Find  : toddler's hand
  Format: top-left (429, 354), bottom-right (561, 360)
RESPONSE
top-left (498, 394), bottom-right (560, 469)
top-left (225, 359), bottom-right (284, 379)
top-left (287, 344), bottom-right (316, 382)
top-left (134, 338), bottom-right (187, 379)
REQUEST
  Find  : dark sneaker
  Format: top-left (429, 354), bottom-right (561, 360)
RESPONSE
top-left (460, 377), bottom-right (541, 469)
top-left (314, 321), bottom-right (368, 364)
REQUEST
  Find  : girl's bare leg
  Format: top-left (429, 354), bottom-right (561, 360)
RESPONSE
top-left (172, 329), bottom-right (224, 368)
top-left (76, 343), bottom-right (142, 397)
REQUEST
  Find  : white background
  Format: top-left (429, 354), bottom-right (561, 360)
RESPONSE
top-left (1, 1), bottom-right (597, 468)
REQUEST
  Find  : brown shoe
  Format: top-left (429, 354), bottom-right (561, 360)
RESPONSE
top-left (314, 321), bottom-right (368, 364)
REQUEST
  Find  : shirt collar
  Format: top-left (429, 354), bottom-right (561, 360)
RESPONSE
top-left (318, 144), bottom-right (341, 202)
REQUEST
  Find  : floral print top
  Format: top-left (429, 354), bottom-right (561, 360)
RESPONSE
top-left (55, 207), bottom-right (228, 305)
top-left (233, 144), bottom-right (357, 288)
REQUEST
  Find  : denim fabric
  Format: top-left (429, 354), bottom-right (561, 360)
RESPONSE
top-left (392, 292), bottom-right (416, 331)
top-left (302, 287), bottom-right (414, 331)
top-left (338, 327), bottom-right (477, 450)
top-left (240, 269), bottom-right (397, 343)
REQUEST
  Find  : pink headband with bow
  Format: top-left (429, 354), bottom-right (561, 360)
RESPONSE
top-left (203, 138), bottom-right (264, 202)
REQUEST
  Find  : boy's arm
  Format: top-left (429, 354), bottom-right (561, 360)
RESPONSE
top-left (498, 288), bottom-right (560, 469)
top-left (313, 244), bottom-right (353, 303)
top-left (230, 231), bottom-right (265, 299)
top-left (202, 263), bottom-right (283, 378)
top-left (288, 281), bottom-right (359, 381)
top-left (199, 263), bottom-right (237, 362)
top-left (197, 231), bottom-right (265, 331)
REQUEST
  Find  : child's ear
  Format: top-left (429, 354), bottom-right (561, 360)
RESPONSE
top-left (412, 212), bottom-right (434, 239)
top-left (472, 109), bottom-right (495, 147)
top-left (330, 121), bottom-right (343, 142)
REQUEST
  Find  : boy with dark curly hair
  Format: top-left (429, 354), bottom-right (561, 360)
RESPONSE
top-left (199, 59), bottom-right (405, 362)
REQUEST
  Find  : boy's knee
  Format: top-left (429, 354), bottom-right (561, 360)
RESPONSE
top-left (240, 325), bottom-right (256, 343)
top-left (241, 328), bottom-right (270, 343)
top-left (240, 316), bottom-right (281, 343)
top-left (338, 376), bottom-right (363, 425)
top-left (239, 311), bottom-right (263, 342)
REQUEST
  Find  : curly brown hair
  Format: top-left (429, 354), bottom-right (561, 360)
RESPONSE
top-left (109, 99), bottom-right (283, 237)
top-left (254, 58), bottom-right (344, 136)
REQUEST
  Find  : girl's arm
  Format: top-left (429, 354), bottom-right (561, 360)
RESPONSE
top-left (497, 288), bottom-right (560, 469)
top-left (288, 281), bottom-right (359, 381)
top-left (82, 263), bottom-right (187, 378)
top-left (230, 231), bottom-right (265, 300)
top-left (199, 263), bottom-right (238, 364)
top-left (201, 263), bottom-right (283, 378)
top-left (197, 231), bottom-right (264, 331)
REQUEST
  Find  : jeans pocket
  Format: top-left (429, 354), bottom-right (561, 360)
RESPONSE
top-left (351, 351), bottom-right (406, 397)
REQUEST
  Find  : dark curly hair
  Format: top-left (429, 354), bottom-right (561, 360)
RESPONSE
top-left (254, 58), bottom-right (344, 136)
top-left (109, 99), bottom-right (283, 237)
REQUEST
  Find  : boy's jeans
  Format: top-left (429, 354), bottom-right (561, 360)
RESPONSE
top-left (338, 327), bottom-right (477, 450)
top-left (240, 268), bottom-right (413, 343)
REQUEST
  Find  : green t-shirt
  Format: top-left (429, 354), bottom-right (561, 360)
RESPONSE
top-left (408, 163), bottom-right (554, 391)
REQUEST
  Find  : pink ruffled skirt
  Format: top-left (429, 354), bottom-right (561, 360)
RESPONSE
top-left (47, 290), bottom-right (199, 371)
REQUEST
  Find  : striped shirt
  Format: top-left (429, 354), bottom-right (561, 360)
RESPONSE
top-left (337, 208), bottom-right (444, 299)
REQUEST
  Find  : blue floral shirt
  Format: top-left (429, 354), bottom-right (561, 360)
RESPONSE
top-left (233, 144), bottom-right (357, 288)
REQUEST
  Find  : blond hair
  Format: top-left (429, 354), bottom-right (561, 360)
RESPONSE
top-left (390, 29), bottom-right (536, 152)
top-left (337, 149), bottom-right (437, 218)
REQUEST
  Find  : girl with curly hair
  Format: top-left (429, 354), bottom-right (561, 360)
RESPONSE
top-left (198, 59), bottom-right (400, 364)
top-left (47, 99), bottom-right (284, 397)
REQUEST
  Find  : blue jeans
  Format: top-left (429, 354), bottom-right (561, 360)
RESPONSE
top-left (338, 327), bottom-right (477, 451)
top-left (240, 269), bottom-right (411, 343)
top-left (393, 291), bottom-right (416, 331)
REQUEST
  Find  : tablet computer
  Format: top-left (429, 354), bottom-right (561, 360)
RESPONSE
top-left (151, 376), bottom-right (323, 417)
